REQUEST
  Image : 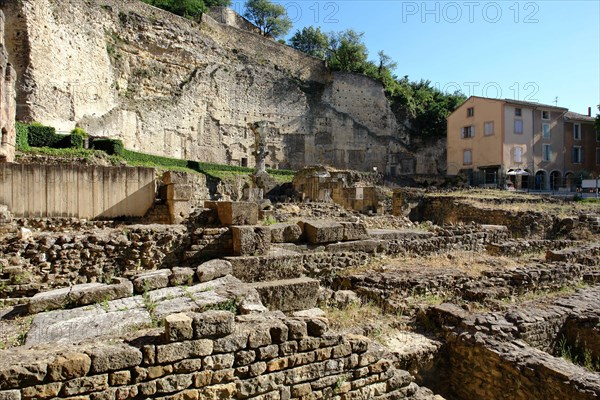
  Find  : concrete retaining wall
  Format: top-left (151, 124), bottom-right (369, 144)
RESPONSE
top-left (0, 163), bottom-right (155, 219)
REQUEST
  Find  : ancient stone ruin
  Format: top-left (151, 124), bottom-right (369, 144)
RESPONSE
top-left (1, 177), bottom-right (599, 399)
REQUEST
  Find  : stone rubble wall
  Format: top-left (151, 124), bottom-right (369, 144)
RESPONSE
top-left (0, 311), bottom-right (438, 400)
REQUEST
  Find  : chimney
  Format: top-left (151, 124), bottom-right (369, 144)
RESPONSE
top-left (588, 107), bottom-right (592, 117)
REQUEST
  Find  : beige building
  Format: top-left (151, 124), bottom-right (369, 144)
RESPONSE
top-left (447, 96), bottom-right (598, 190)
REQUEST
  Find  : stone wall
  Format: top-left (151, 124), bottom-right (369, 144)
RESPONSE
top-left (0, 163), bottom-right (156, 219)
top-left (1, 0), bottom-right (414, 173)
top-left (0, 224), bottom-right (187, 300)
top-left (0, 311), bottom-right (437, 400)
top-left (0, 10), bottom-right (16, 163)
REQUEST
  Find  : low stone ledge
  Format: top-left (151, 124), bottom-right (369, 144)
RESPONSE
top-left (196, 259), bottom-right (233, 283)
top-left (299, 220), bottom-right (344, 244)
top-left (249, 278), bottom-right (320, 312)
top-left (133, 270), bottom-right (172, 294)
top-left (27, 278), bottom-right (133, 314)
top-left (325, 239), bottom-right (385, 254)
top-left (269, 223), bottom-right (302, 243)
top-left (205, 201), bottom-right (258, 226)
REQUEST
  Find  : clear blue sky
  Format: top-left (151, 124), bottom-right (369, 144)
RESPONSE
top-left (237, 0), bottom-right (600, 115)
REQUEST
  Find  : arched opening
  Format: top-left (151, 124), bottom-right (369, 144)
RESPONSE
top-left (1, 128), bottom-right (7, 145)
top-left (535, 170), bottom-right (546, 190)
top-left (565, 172), bottom-right (575, 191)
top-left (550, 171), bottom-right (562, 191)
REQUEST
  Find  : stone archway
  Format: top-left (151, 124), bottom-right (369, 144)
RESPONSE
top-left (535, 170), bottom-right (546, 190)
top-left (565, 172), bottom-right (575, 191)
top-left (550, 170), bottom-right (562, 191)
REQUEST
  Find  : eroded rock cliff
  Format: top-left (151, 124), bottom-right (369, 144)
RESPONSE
top-left (2, 0), bottom-right (414, 172)
top-left (0, 9), bottom-right (16, 163)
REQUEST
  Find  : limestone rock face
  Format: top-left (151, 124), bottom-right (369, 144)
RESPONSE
top-left (0, 0), bottom-right (414, 172)
top-left (0, 10), bottom-right (16, 163)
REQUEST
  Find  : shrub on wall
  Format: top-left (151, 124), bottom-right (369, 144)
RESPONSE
top-left (69, 127), bottom-right (88, 149)
top-left (15, 122), bottom-right (30, 150)
top-left (27, 123), bottom-right (60, 147)
top-left (92, 138), bottom-right (125, 155)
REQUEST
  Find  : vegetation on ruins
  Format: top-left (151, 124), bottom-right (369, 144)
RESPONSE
top-left (140, 0), bottom-right (231, 21)
top-left (243, 0), bottom-right (293, 38)
top-left (289, 26), bottom-right (466, 141)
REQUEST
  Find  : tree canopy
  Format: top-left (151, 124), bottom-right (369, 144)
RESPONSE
top-left (289, 26), bottom-right (329, 59)
top-left (243, 0), bottom-right (292, 38)
top-left (141, 0), bottom-right (230, 21)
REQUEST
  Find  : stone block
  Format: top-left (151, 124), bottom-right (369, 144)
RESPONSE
top-left (28, 278), bottom-right (133, 314)
top-left (302, 220), bottom-right (344, 244)
top-left (167, 184), bottom-right (192, 201)
top-left (196, 259), bottom-right (232, 283)
top-left (48, 352), bottom-right (91, 381)
top-left (163, 171), bottom-right (190, 185)
top-left (340, 221), bottom-right (369, 241)
top-left (270, 223), bottom-right (302, 243)
top-left (325, 239), bottom-right (381, 254)
top-left (0, 391), bottom-right (20, 400)
top-left (156, 340), bottom-right (214, 364)
top-left (170, 267), bottom-right (195, 286)
top-left (165, 313), bottom-right (194, 342)
top-left (206, 201), bottom-right (258, 226)
top-left (231, 225), bottom-right (271, 256)
top-left (169, 201), bottom-right (191, 224)
top-left (133, 270), bottom-right (171, 294)
top-left (192, 311), bottom-right (235, 339)
top-left (249, 278), bottom-right (319, 312)
top-left (87, 344), bottom-right (143, 374)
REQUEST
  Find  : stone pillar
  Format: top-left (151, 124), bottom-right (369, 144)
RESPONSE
top-left (164, 171), bottom-right (192, 224)
top-left (0, 10), bottom-right (16, 163)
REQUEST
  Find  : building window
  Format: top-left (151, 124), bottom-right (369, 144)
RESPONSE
top-left (484, 121), bottom-right (494, 136)
top-left (515, 108), bottom-right (522, 117)
top-left (461, 126), bottom-right (474, 139)
top-left (574, 123), bottom-right (581, 140)
top-left (514, 119), bottom-right (523, 134)
top-left (542, 110), bottom-right (550, 120)
top-left (463, 149), bottom-right (472, 165)
top-left (572, 146), bottom-right (583, 164)
top-left (542, 123), bottom-right (550, 139)
top-left (467, 107), bottom-right (474, 117)
top-left (543, 144), bottom-right (552, 161)
top-left (513, 147), bottom-right (523, 163)
top-left (596, 148), bottom-right (600, 165)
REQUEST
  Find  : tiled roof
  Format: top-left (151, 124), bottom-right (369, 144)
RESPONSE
top-left (564, 111), bottom-right (596, 122)
top-left (503, 98), bottom-right (568, 111)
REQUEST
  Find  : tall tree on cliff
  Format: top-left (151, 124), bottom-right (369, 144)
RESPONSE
top-left (244, 0), bottom-right (292, 38)
top-left (327, 30), bottom-right (369, 73)
top-left (289, 26), bottom-right (329, 59)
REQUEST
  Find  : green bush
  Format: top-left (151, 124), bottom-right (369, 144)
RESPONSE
top-left (27, 123), bottom-right (59, 147)
top-left (92, 138), bottom-right (125, 155)
top-left (15, 122), bottom-right (30, 150)
top-left (69, 127), bottom-right (88, 149)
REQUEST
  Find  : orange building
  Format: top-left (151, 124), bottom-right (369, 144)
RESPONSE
top-left (447, 96), bottom-right (598, 190)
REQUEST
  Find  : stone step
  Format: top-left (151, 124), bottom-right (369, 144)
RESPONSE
top-left (249, 277), bottom-right (320, 312)
top-left (225, 249), bottom-right (304, 283)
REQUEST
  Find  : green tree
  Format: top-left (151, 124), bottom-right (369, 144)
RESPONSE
top-left (376, 50), bottom-right (397, 77)
top-left (595, 105), bottom-right (600, 136)
top-left (244, 0), bottom-right (292, 38)
top-left (289, 26), bottom-right (329, 59)
top-left (327, 29), bottom-right (369, 73)
top-left (141, 0), bottom-right (230, 21)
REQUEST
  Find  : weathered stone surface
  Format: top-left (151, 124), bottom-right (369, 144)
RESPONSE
top-left (27, 278), bottom-right (134, 314)
top-left (206, 202), bottom-right (259, 226)
top-left (165, 313), bottom-right (194, 342)
top-left (250, 278), bottom-right (319, 312)
top-left (231, 225), bottom-right (271, 256)
top-left (156, 340), bottom-right (213, 364)
top-left (87, 344), bottom-right (143, 374)
top-left (269, 223), bottom-right (302, 243)
top-left (170, 267), bottom-right (196, 286)
top-left (133, 270), bottom-right (171, 294)
top-left (48, 352), bottom-right (91, 381)
top-left (196, 260), bottom-right (232, 283)
top-left (326, 239), bottom-right (382, 253)
top-left (0, 10), bottom-right (16, 164)
top-left (0, 391), bottom-right (20, 400)
top-left (302, 220), bottom-right (344, 244)
top-left (61, 374), bottom-right (108, 396)
top-left (340, 222), bottom-right (369, 241)
top-left (192, 311), bottom-right (235, 339)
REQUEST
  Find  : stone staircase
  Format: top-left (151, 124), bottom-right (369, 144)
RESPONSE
top-left (144, 202), bottom-right (171, 224)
